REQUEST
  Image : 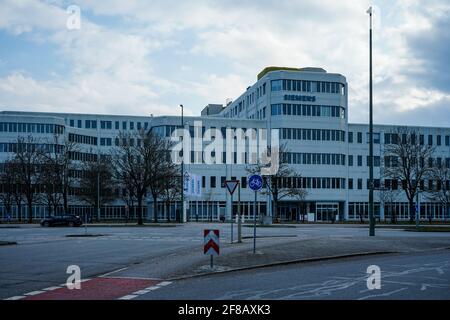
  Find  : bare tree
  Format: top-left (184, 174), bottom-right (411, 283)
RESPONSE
top-left (146, 132), bottom-right (178, 223)
top-left (159, 174), bottom-right (181, 222)
top-left (247, 144), bottom-right (308, 223)
top-left (425, 164), bottom-right (450, 222)
top-left (12, 136), bottom-right (43, 223)
top-left (383, 127), bottom-right (435, 222)
top-left (0, 161), bottom-right (16, 220)
top-left (38, 133), bottom-right (79, 216)
top-left (78, 153), bottom-right (116, 221)
top-left (377, 184), bottom-right (401, 224)
top-left (112, 130), bottom-right (167, 225)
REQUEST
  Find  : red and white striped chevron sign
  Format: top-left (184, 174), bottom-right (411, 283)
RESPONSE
top-left (204, 229), bottom-right (220, 256)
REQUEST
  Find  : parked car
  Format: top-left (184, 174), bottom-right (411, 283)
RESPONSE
top-left (40, 215), bottom-right (83, 227)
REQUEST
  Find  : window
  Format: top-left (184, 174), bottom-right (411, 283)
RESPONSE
top-left (271, 80), bottom-right (282, 91)
top-left (115, 121), bottom-right (119, 130)
top-left (349, 155), bottom-right (354, 166)
top-left (210, 176), bottom-right (216, 188)
top-left (130, 122), bottom-right (134, 130)
top-left (358, 179), bottom-right (363, 190)
top-left (420, 134), bottom-right (424, 145)
top-left (437, 135), bottom-right (442, 146)
top-left (221, 176), bottom-right (226, 188)
top-left (122, 121), bottom-right (127, 130)
top-left (428, 135), bottom-right (433, 146)
top-left (348, 132), bottom-right (353, 143)
top-left (358, 155), bottom-right (363, 167)
top-left (357, 132), bottom-right (362, 143)
top-left (446, 135), bottom-right (450, 146)
top-left (367, 132), bottom-right (380, 144)
top-left (349, 179), bottom-right (354, 190)
top-left (367, 156), bottom-right (381, 167)
top-left (70, 120), bottom-right (74, 127)
top-left (100, 121), bottom-right (112, 130)
top-left (241, 177), bottom-right (247, 188)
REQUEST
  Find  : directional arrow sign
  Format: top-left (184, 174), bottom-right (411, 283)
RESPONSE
top-left (225, 180), bottom-right (239, 196)
top-left (204, 229), bottom-right (220, 256)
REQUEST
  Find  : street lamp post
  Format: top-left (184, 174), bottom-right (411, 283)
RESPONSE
top-left (367, 6), bottom-right (375, 236)
top-left (446, 191), bottom-right (450, 221)
top-left (180, 104), bottom-right (184, 223)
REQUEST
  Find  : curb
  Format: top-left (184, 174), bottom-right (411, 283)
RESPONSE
top-left (167, 250), bottom-right (396, 281)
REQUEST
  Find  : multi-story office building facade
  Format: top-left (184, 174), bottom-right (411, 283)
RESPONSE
top-left (1, 67), bottom-right (449, 222)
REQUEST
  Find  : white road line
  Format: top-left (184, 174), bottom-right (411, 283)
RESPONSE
top-left (145, 286), bottom-right (161, 291)
top-left (4, 296), bottom-right (26, 300)
top-left (24, 290), bottom-right (45, 296)
top-left (99, 267), bottom-right (129, 277)
top-left (158, 281), bottom-right (172, 286)
top-left (133, 289), bottom-right (150, 295)
top-left (42, 286), bottom-right (62, 291)
top-left (117, 294), bottom-right (138, 300)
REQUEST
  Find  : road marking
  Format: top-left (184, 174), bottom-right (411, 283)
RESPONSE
top-left (133, 289), bottom-right (150, 295)
top-left (24, 290), bottom-right (45, 296)
top-left (4, 277), bottom-right (170, 300)
top-left (99, 267), bottom-right (129, 277)
top-left (42, 286), bottom-right (62, 291)
top-left (118, 294), bottom-right (138, 300)
top-left (4, 296), bottom-right (26, 300)
top-left (146, 286), bottom-right (161, 290)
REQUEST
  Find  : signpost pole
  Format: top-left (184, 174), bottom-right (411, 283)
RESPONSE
top-left (230, 192), bottom-right (233, 244)
top-left (253, 191), bottom-right (257, 254)
top-left (238, 182), bottom-right (242, 243)
top-left (210, 255), bottom-right (213, 269)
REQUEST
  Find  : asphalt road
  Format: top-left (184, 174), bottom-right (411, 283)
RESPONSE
top-left (1, 223), bottom-right (449, 300)
top-left (136, 250), bottom-right (450, 300)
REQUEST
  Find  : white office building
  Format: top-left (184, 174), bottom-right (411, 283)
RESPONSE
top-left (1, 67), bottom-right (449, 222)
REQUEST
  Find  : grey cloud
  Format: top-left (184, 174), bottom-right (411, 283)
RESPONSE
top-left (405, 10), bottom-right (450, 93)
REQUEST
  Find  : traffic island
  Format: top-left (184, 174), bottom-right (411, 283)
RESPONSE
top-left (166, 236), bottom-right (450, 280)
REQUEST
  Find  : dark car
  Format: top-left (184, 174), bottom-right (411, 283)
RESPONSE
top-left (40, 215), bottom-right (83, 227)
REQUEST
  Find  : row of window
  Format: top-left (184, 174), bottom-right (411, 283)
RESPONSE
top-left (69, 119), bottom-right (150, 131)
top-left (205, 176), bottom-right (346, 190)
top-left (68, 133), bottom-right (97, 146)
top-left (385, 133), bottom-right (450, 146)
top-left (349, 179), bottom-right (450, 191)
top-left (271, 79), bottom-right (345, 95)
top-left (68, 151), bottom-right (98, 162)
top-left (0, 143), bottom-right (63, 154)
top-left (280, 128), bottom-right (346, 142)
top-left (384, 156), bottom-right (450, 168)
top-left (348, 155), bottom-right (381, 167)
top-left (284, 153), bottom-right (346, 166)
top-left (349, 132), bottom-right (450, 146)
top-left (0, 122), bottom-right (64, 134)
top-left (271, 104), bottom-right (345, 118)
top-left (224, 83), bottom-right (268, 118)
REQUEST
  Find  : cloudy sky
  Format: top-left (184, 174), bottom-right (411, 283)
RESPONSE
top-left (0, 0), bottom-right (449, 126)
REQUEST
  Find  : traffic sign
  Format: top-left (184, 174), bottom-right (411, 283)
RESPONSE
top-left (249, 175), bottom-right (263, 191)
top-left (225, 180), bottom-right (239, 196)
top-left (204, 229), bottom-right (220, 256)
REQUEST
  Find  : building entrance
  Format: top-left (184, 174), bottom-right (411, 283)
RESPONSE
top-left (316, 203), bottom-right (339, 221)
